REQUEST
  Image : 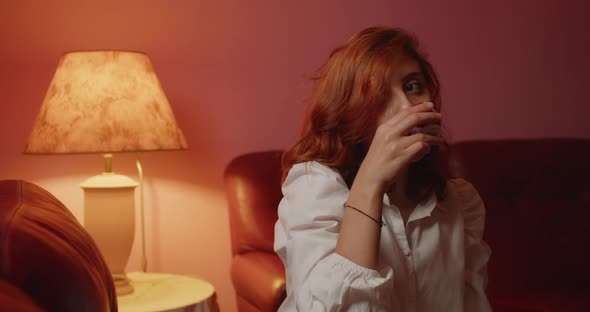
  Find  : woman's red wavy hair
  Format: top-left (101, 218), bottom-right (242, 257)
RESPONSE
top-left (282, 26), bottom-right (448, 202)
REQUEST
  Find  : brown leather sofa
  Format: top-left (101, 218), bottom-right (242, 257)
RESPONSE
top-left (224, 139), bottom-right (590, 312)
top-left (0, 180), bottom-right (117, 312)
top-left (446, 139), bottom-right (590, 311)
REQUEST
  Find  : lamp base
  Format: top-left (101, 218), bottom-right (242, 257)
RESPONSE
top-left (113, 273), bottom-right (134, 296)
top-left (81, 171), bottom-right (138, 298)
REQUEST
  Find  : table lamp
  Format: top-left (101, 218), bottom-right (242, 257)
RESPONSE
top-left (24, 51), bottom-right (188, 295)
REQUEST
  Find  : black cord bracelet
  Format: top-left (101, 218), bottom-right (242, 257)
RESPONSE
top-left (344, 204), bottom-right (385, 227)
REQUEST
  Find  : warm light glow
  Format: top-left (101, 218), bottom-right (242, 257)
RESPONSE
top-left (24, 51), bottom-right (188, 154)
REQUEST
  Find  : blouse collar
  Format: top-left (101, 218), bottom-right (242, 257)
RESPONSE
top-left (384, 190), bottom-right (442, 222)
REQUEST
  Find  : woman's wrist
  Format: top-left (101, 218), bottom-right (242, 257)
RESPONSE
top-left (351, 169), bottom-right (387, 197)
top-left (348, 179), bottom-right (384, 215)
top-left (338, 176), bottom-right (384, 269)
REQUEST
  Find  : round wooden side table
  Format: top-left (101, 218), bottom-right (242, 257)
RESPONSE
top-left (117, 272), bottom-right (219, 312)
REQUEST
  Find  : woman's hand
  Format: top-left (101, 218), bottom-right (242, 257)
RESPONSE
top-left (354, 102), bottom-right (444, 196)
top-left (338, 102), bottom-right (443, 267)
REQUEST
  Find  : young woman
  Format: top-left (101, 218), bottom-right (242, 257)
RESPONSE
top-left (274, 27), bottom-right (492, 311)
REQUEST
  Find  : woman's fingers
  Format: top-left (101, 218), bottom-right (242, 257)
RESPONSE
top-left (359, 101), bottom-right (443, 190)
top-left (398, 133), bottom-right (445, 150)
top-left (403, 141), bottom-right (433, 163)
top-left (380, 102), bottom-right (435, 129)
top-left (392, 111), bottom-right (441, 137)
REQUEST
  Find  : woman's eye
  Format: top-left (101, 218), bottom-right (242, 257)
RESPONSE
top-left (404, 81), bottom-right (423, 94)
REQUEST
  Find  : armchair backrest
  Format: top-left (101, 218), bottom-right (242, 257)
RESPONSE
top-left (224, 151), bottom-right (284, 256)
top-left (0, 180), bottom-right (117, 312)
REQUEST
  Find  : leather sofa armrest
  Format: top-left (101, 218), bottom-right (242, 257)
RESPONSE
top-left (231, 251), bottom-right (286, 311)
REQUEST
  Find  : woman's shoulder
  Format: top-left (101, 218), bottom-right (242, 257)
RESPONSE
top-left (279, 161), bottom-right (350, 225)
top-left (440, 178), bottom-right (483, 209)
top-left (444, 178), bottom-right (486, 222)
top-left (283, 161), bottom-right (347, 187)
top-left (446, 178), bottom-right (479, 197)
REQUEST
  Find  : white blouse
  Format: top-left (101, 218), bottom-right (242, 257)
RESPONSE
top-left (274, 161), bottom-right (492, 312)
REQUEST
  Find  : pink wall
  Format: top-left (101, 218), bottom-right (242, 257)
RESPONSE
top-left (1, 0), bottom-right (588, 311)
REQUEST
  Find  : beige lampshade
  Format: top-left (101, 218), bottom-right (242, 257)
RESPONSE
top-left (24, 51), bottom-right (188, 154)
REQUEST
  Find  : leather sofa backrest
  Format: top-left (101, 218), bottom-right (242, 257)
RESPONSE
top-left (445, 139), bottom-right (590, 296)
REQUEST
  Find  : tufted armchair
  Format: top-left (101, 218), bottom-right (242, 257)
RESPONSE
top-left (224, 151), bottom-right (286, 312)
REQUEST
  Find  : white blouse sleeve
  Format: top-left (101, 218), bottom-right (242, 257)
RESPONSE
top-left (453, 179), bottom-right (493, 312)
top-left (274, 162), bottom-right (394, 312)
